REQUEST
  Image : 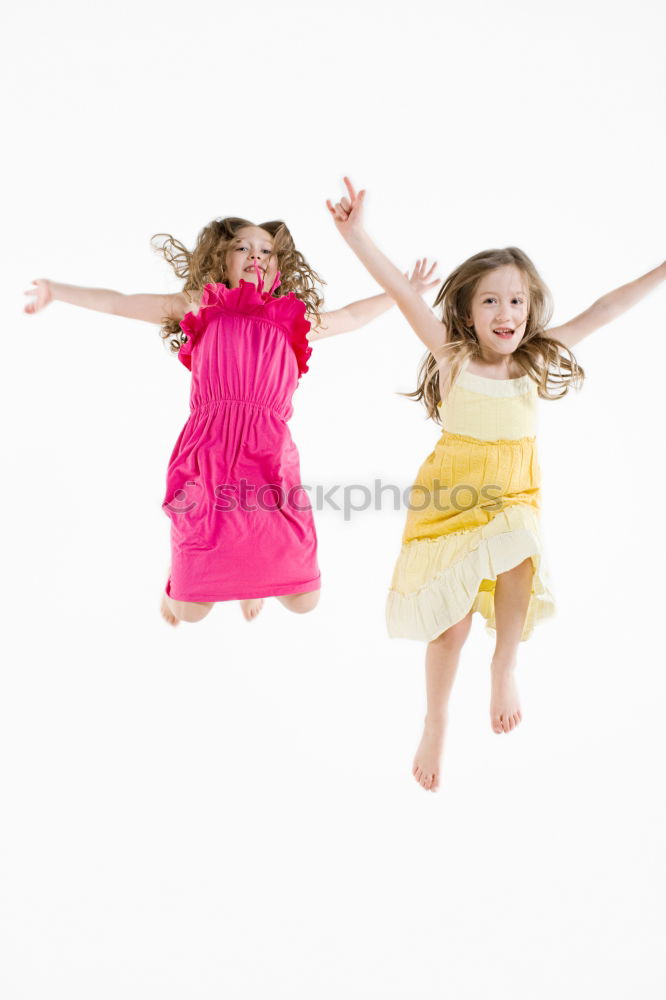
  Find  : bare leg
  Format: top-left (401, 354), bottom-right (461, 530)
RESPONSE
top-left (489, 556), bottom-right (533, 734)
top-left (159, 567), bottom-right (214, 625)
top-left (275, 589), bottom-right (320, 614)
top-left (412, 609), bottom-right (473, 792)
top-left (160, 591), bottom-right (214, 624)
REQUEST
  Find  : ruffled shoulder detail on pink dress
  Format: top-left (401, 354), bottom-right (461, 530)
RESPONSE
top-left (178, 266), bottom-right (313, 377)
top-left (177, 283), bottom-right (220, 371)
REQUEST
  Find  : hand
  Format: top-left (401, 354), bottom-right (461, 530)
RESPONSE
top-left (24, 279), bottom-right (53, 314)
top-left (404, 258), bottom-right (440, 296)
top-left (325, 176), bottom-right (366, 240)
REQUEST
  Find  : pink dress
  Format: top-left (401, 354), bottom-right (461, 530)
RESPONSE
top-left (162, 268), bottom-right (321, 602)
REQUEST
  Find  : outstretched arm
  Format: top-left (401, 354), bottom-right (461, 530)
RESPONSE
top-left (307, 259), bottom-right (439, 341)
top-left (325, 177), bottom-right (448, 358)
top-left (545, 260), bottom-right (666, 349)
top-left (24, 279), bottom-right (196, 324)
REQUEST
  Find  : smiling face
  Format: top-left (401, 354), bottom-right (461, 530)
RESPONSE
top-left (467, 265), bottom-right (530, 364)
top-left (224, 225), bottom-right (278, 290)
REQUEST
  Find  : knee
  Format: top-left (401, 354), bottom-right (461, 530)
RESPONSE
top-left (286, 590), bottom-right (320, 614)
top-left (176, 601), bottom-right (214, 623)
top-left (430, 609), bottom-right (473, 650)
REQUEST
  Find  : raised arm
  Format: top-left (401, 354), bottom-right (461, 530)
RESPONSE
top-left (307, 259), bottom-right (440, 341)
top-left (24, 278), bottom-right (198, 324)
top-left (325, 177), bottom-right (447, 358)
top-left (544, 260), bottom-right (666, 349)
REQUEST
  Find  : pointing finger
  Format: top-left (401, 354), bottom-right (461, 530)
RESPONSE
top-left (343, 176), bottom-right (357, 201)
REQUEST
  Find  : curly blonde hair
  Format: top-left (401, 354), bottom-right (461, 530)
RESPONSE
top-left (404, 247), bottom-right (585, 423)
top-left (151, 217), bottom-right (326, 356)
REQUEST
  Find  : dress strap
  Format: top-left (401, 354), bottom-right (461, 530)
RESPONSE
top-left (453, 356), bottom-right (472, 384)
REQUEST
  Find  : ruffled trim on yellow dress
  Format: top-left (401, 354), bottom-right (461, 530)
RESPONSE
top-left (386, 503), bottom-right (556, 643)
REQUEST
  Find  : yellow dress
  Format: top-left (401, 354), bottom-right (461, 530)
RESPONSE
top-left (386, 357), bottom-right (556, 642)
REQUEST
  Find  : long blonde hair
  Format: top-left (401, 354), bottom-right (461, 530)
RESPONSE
top-left (404, 247), bottom-right (585, 423)
top-left (151, 217), bottom-right (326, 356)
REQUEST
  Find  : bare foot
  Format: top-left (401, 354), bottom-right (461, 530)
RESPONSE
top-left (160, 591), bottom-right (180, 627)
top-left (160, 565), bottom-right (180, 627)
top-left (412, 715), bottom-right (446, 791)
top-left (240, 598), bottom-right (264, 621)
top-left (490, 657), bottom-right (522, 733)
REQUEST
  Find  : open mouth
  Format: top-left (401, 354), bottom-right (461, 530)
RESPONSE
top-left (493, 328), bottom-right (514, 339)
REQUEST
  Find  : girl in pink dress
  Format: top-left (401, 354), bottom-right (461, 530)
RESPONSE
top-left (25, 215), bottom-right (438, 627)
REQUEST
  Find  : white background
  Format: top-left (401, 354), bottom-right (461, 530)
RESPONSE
top-left (2, 0), bottom-right (665, 996)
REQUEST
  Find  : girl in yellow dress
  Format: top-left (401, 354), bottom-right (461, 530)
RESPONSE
top-left (326, 176), bottom-right (666, 792)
